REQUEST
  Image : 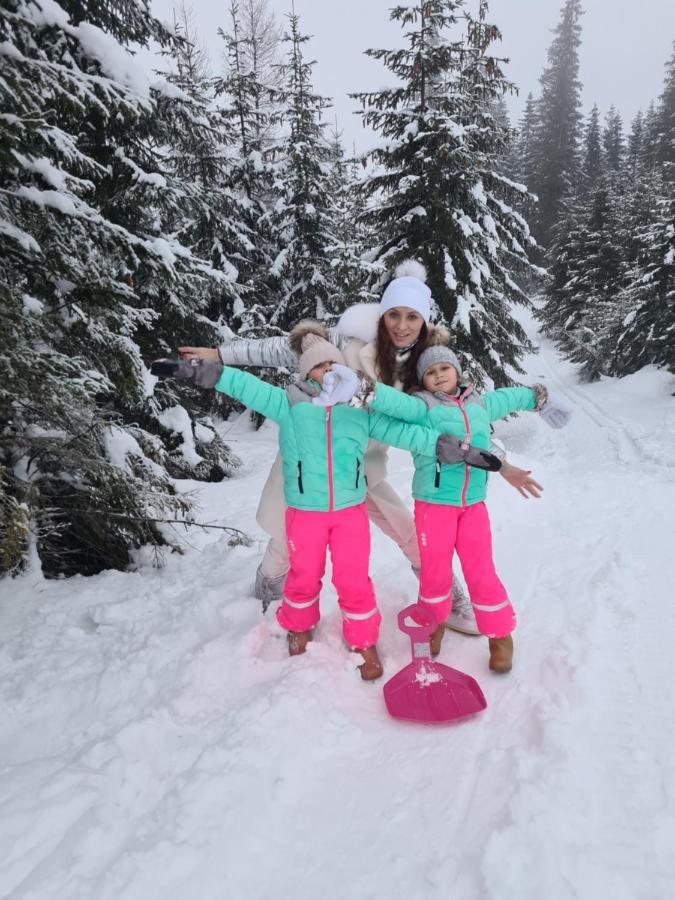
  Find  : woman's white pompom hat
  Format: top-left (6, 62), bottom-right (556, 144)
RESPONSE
top-left (378, 259), bottom-right (432, 323)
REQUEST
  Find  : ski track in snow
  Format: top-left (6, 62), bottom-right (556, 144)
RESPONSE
top-left (1, 314), bottom-right (675, 899)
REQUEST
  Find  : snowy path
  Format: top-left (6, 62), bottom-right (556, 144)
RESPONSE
top-left (2, 319), bottom-right (675, 899)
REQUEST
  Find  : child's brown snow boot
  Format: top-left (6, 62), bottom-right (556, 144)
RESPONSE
top-left (430, 623), bottom-right (445, 657)
top-left (288, 630), bottom-right (313, 656)
top-left (356, 646), bottom-right (384, 681)
top-left (488, 635), bottom-right (513, 673)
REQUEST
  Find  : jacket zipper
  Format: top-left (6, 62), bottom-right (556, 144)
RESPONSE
top-left (454, 397), bottom-right (471, 506)
top-left (297, 461), bottom-right (304, 493)
top-left (326, 408), bottom-right (334, 510)
top-left (434, 461), bottom-right (441, 488)
top-left (355, 459), bottom-right (360, 489)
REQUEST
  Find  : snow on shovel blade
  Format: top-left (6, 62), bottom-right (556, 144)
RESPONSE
top-left (383, 603), bottom-right (487, 725)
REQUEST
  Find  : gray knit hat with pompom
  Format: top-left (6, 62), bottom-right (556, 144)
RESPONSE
top-left (416, 345), bottom-right (462, 382)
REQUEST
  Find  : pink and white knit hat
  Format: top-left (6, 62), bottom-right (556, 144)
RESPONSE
top-left (298, 332), bottom-right (346, 379)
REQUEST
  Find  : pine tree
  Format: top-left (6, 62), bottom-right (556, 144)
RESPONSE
top-left (0, 0), bottom-right (237, 576)
top-left (613, 185), bottom-right (675, 374)
top-left (214, 0), bottom-right (282, 338)
top-left (265, 10), bottom-right (336, 328)
top-left (507, 92), bottom-right (539, 187)
top-left (602, 105), bottom-right (625, 176)
top-left (529, 0), bottom-right (584, 247)
top-left (352, 0), bottom-right (537, 386)
top-left (324, 128), bottom-right (379, 317)
top-left (655, 42), bottom-right (675, 171)
top-left (612, 47), bottom-right (675, 375)
top-left (582, 104), bottom-right (604, 190)
top-left (626, 110), bottom-right (645, 177)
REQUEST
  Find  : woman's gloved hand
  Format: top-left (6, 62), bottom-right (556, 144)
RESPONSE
top-left (538, 393), bottom-right (572, 429)
top-left (436, 434), bottom-right (503, 471)
top-left (150, 358), bottom-right (223, 389)
top-left (312, 363), bottom-right (361, 407)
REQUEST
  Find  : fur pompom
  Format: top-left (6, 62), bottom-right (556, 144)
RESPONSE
top-left (426, 324), bottom-right (451, 346)
top-left (336, 303), bottom-right (381, 344)
top-left (394, 259), bottom-right (428, 283)
top-left (288, 319), bottom-right (329, 356)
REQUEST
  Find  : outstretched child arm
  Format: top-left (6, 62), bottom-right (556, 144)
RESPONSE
top-left (151, 359), bottom-right (289, 423)
top-left (368, 411), bottom-right (438, 456)
top-left (363, 381), bottom-right (428, 425)
top-left (483, 386), bottom-right (538, 422)
top-left (215, 367), bottom-right (290, 423)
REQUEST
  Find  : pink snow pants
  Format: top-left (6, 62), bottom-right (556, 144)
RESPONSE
top-left (276, 503), bottom-right (381, 649)
top-left (414, 500), bottom-right (516, 638)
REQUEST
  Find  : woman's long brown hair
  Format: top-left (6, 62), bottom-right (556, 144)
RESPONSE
top-left (375, 318), bottom-right (429, 393)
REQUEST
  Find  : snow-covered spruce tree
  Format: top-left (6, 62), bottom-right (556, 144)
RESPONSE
top-left (602, 106), bottom-right (625, 177)
top-left (565, 175), bottom-right (625, 379)
top-left (324, 127), bottom-right (380, 317)
top-left (236, 0), bottom-right (284, 151)
top-left (213, 0), bottom-right (283, 339)
top-left (654, 42), bottom-right (675, 171)
top-left (265, 10), bottom-right (336, 329)
top-left (626, 110), bottom-right (645, 178)
top-left (611, 48), bottom-right (675, 376)
top-left (612, 185), bottom-right (675, 375)
top-left (504, 92), bottom-right (538, 187)
top-left (582, 104), bottom-right (603, 191)
top-left (529, 0), bottom-right (583, 248)
top-left (0, 0), bottom-right (237, 576)
top-left (539, 194), bottom-right (588, 351)
top-left (352, 0), bottom-right (537, 386)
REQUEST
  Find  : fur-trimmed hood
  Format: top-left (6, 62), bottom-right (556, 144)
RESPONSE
top-left (288, 319), bottom-right (329, 356)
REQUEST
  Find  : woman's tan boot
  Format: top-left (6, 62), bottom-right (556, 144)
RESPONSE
top-left (288, 630), bottom-right (313, 656)
top-left (430, 623), bottom-right (445, 657)
top-left (488, 635), bottom-right (513, 673)
top-left (356, 646), bottom-right (384, 681)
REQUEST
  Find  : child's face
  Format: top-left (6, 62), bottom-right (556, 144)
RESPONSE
top-left (423, 362), bottom-right (458, 394)
top-left (308, 361), bottom-right (333, 386)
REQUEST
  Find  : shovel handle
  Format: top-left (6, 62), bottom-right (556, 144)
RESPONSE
top-left (397, 603), bottom-right (435, 640)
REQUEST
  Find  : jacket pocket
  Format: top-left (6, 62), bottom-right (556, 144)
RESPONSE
top-left (355, 459), bottom-right (361, 489)
top-left (435, 461), bottom-right (441, 488)
top-left (297, 461), bottom-right (304, 493)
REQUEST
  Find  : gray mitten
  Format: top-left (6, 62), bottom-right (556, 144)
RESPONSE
top-left (538, 393), bottom-right (572, 429)
top-left (151, 358), bottom-right (223, 389)
top-left (436, 434), bottom-right (502, 472)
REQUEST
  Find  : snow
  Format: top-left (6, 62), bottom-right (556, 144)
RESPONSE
top-left (0, 218), bottom-right (41, 253)
top-left (158, 406), bottom-right (204, 467)
top-left (2, 312), bottom-right (675, 898)
top-left (21, 294), bottom-right (44, 316)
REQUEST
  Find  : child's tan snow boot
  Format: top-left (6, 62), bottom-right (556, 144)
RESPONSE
top-left (288, 630), bottom-right (313, 656)
top-left (488, 635), bottom-right (513, 673)
top-left (356, 646), bottom-right (384, 681)
top-left (430, 623), bottom-right (445, 657)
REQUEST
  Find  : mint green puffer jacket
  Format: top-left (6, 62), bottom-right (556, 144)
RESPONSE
top-left (370, 382), bottom-right (537, 506)
top-left (215, 367), bottom-right (439, 513)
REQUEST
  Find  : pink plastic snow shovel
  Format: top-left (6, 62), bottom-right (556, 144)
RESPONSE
top-left (383, 603), bottom-right (487, 724)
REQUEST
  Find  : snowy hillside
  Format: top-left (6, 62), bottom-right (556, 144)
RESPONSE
top-left (1, 318), bottom-right (675, 900)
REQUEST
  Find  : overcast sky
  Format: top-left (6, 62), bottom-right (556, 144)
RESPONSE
top-left (152, 0), bottom-right (675, 150)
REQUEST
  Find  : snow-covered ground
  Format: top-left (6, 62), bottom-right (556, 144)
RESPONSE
top-left (2, 316), bottom-right (675, 900)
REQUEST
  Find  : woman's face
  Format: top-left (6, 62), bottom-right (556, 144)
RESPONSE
top-left (382, 306), bottom-right (425, 348)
